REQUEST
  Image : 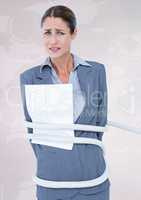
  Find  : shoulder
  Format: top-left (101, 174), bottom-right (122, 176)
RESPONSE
top-left (85, 60), bottom-right (106, 73)
top-left (19, 65), bottom-right (41, 80)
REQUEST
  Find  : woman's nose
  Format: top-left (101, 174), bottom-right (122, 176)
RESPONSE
top-left (49, 35), bottom-right (58, 44)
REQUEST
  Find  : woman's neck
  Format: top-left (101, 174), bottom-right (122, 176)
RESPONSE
top-left (50, 52), bottom-right (74, 77)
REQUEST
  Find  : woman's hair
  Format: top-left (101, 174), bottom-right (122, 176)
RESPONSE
top-left (40, 5), bottom-right (77, 34)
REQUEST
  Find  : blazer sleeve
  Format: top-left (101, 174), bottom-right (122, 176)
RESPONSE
top-left (19, 73), bottom-right (33, 135)
top-left (96, 64), bottom-right (108, 140)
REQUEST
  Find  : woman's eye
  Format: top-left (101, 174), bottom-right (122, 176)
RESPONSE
top-left (57, 32), bottom-right (65, 35)
top-left (44, 32), bottom-right (51, 35)
top-left (43, 31), bottom-right (65, 36)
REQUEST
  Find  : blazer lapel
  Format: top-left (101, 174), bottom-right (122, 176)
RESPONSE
top-left (35, 67), bottom-right (53, 84)
top-left (75, 66), bottom-right (96, 125)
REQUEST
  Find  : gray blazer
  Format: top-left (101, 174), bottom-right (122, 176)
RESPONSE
top-left (19, 59), bottom-right (110, 199)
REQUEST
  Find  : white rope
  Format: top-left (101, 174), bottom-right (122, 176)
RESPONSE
top-left (24, 121), bottom-right (107, 132)
top-left (33, 165), bottom-right (108, 188)
top-left (25, 120), bottom-right (141, 134)
top-left (107, 120), bottom-right (141, 134)
top-left (27, 134), bottom-right (105, 153)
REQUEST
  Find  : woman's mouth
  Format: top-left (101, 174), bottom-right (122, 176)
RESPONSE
top-left (49, 47), bottom-right (61, 53)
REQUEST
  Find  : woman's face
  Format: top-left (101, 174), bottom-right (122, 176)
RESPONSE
top-left (41, 17), bottom-right (77, 58)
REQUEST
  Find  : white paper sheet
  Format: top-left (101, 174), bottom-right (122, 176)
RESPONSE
top-left (25, 84), bottom-right (74, 150)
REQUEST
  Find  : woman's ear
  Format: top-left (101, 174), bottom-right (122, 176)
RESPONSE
top-left (71, 28), bottom-right (77, 40)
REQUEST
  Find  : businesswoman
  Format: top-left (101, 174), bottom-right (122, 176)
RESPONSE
top-left (20, 5), bottom-right (110, 200)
